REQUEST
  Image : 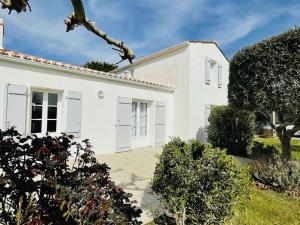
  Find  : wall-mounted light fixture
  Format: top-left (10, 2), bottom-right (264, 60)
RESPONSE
top-left (97, 90), bottom-right (104, 99)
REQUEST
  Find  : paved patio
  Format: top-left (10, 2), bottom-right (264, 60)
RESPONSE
top-left (95, 147), bottom-right (163, 224)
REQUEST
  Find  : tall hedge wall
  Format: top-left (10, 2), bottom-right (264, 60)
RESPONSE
top-left (228, 28), bottom-right (300, 115)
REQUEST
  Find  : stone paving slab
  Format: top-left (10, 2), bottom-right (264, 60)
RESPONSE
top-left (94, 147), bottom-right (163, 224)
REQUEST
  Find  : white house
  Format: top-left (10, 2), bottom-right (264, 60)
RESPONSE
top-left (0, 18), bottom-right (229, 155)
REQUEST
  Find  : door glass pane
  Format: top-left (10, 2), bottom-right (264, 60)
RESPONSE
top-left (47, 120), bottom-right (57, 132)
top-left (32, 106), bottom-right (43, 119)
top-left (139, 103), bottom-right (147, 136)
top-left (32, 92), bottom-right (43, 105)
top-left (131, 102), bottom-right (137, 136)
top-left (48, 107), bottom-right (57, 119)
top-left (31, 120), bottom-right (42, 133)
top-left (48, 93), bottom-right (58, 106)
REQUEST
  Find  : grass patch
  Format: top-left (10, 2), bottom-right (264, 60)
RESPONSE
top-left (146, 188), bottom-right (300, 225)
top-left (255, 137), bottom-right (300, 159)
top-left (227, 188), bottom-right (300, 225)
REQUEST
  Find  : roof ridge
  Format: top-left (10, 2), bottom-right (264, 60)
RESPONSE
top-left (114, 40), bottom-right (227, 72)
top-left (0, 49), bottom-right (174, 92)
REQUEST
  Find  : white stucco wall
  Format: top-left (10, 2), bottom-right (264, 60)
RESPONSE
top-left (0, 58), bottom-right (172, 154)
top-left (188, 43), bottom-right (229, 142)
top-left (116, 42), bottom-right (229, 142)
top-left (116, 45), bottom-right (190, 139)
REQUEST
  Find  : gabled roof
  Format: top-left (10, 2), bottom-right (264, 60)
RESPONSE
top-left (0, 49), bottom-right (174, 92)
top-left (114, 40), bottom-right (229, 73)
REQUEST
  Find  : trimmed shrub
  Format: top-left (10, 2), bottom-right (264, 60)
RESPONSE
top-left (228, 27), bottom-right (300, 160)
top-left (251, 159), bottom-right (300, 192)
top-left (0, 127), bottom-right (142, 225)
top-left (151, 138), bottom-right (250, 225)
top-left (207, 105), bottom-right (256, 157)
top-left (250, 141), bottom-right (279, 161)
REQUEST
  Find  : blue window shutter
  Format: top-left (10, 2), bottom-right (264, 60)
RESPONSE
top-left (6, 84), bottom-right (28, 135)
top-left (218, 63), bottom-right (223, 88)
top-left (116, 97), bottom-right (132, 151)
top-left (205, 57), bottom-right (211, 85)
top-left (155, 101), bottom-right (166, 146)
top-left (66, 91), bottom-right (82, 138)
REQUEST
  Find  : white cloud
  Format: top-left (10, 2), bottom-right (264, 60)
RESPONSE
top-left (1, 1), bottom-right (122, 64)
top-left (1, 0), bottom-right (299, 65)
top-left (129, 0), bottom-right (207, 54)
top-left (87, 0), bottom-right (126, 21)
top-left (207, 15), bottom-right (266, 46)
top-left (202, 1), bottom-right (300, 47)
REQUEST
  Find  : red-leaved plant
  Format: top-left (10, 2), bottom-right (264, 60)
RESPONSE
top-left (0, 127), bottom-right (142, 225)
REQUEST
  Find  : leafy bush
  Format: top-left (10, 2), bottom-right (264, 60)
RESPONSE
top-left (83, 61), bottom-right (118, 72)
top-left (0, 127), bottom-right (142, 225)
top-left (228, 28), bottom-right (300, 160)
top-left (250, 141), bottom-right (279, 161)
top-left (251, 158), bottom-right (300, 192)
top-left (207, 105), bottom-right (256, 157)
top-left (151, 138), bottom-right (250, 225)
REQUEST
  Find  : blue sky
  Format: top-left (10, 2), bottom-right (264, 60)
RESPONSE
top-left (0, 0), bottom-right (299, 66)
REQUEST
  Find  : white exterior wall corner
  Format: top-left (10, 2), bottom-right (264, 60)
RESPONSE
top-left (188, 42), bottom-right (229, 142)
top-left (0, 59), bottom-right (173, 155)
top-left (116, 45), bottom-right (191, 140)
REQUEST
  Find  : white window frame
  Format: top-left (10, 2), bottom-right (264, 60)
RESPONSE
top-left (210, 59), bottom-right (219, 87)
top-left (29, 89), bottom-right (62, 135)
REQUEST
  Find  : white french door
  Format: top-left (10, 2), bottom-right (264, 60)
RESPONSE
top-left (130, 101), bottom-right (149, 148)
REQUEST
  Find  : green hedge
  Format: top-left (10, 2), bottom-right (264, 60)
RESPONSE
top-left (151, 138), bottom-right (250, 225)
top-left (207, 105), bottom-right (256, 157)
top-left (228, 27), bottom-right (300, 114)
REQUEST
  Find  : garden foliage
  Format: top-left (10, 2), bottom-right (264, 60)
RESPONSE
top-left (151, 138), bottom-right (250, 225)
top-left (228, 27), bottom-right (300, 159)
top-left (83, 61), bottom-right (118, 72)
top-left (251, 158), bottom-right (300, 192)
top-left (0, 127), bottom-right (142, 225)
top-left (250, 141), bottom-right (279, 161)
top-left (207, 105), bottom-right (256, 157)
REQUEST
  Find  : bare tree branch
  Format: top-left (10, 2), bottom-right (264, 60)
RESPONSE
top-left (1, 0), bottom-right (30, 14)
top-left (1, 0), bottom-right (135, 64)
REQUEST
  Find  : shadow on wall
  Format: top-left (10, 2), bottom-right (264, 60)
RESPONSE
top-left (196, 127), bottom-right (208, 143)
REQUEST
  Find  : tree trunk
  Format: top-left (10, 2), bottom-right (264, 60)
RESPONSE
top-left (277, 129), bottom-right (292, 160)
top-left (281, 135), bottom-right (292, 160)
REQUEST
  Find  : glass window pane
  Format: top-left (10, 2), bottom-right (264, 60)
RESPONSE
top-left (32, 92), bottom-right (43, 105)
top-left (140, 103), bottom-right (147, 124)
top-left (48, 107), bottom-right (57, 119)
top-left (31, 120), bottom-right (42, 133)
top-left (131, 125), bottom-right (137, 137)
top-left (48, 93), bottom-right (58, 106)
top-left (131, 102), bottom-right (137, 136)
top-left (47, 120), bottom-right (57, 132)
top-left (32, 106), bottom-right (43, 119)
top-left (139, 126), bottom-right (147, 136)
top-left (139, 103), bottom-right (147, 136)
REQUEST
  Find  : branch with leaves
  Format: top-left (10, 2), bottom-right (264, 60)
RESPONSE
top-left (0, 0), bottom-right (135, 64)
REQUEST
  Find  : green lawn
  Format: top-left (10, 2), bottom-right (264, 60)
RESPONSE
top-left (227, 188), bottom-right (300, 225)
top-left (255, 137), bottom-right (300, 159)
top-left (146, 188), bottom-right (300, 225)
